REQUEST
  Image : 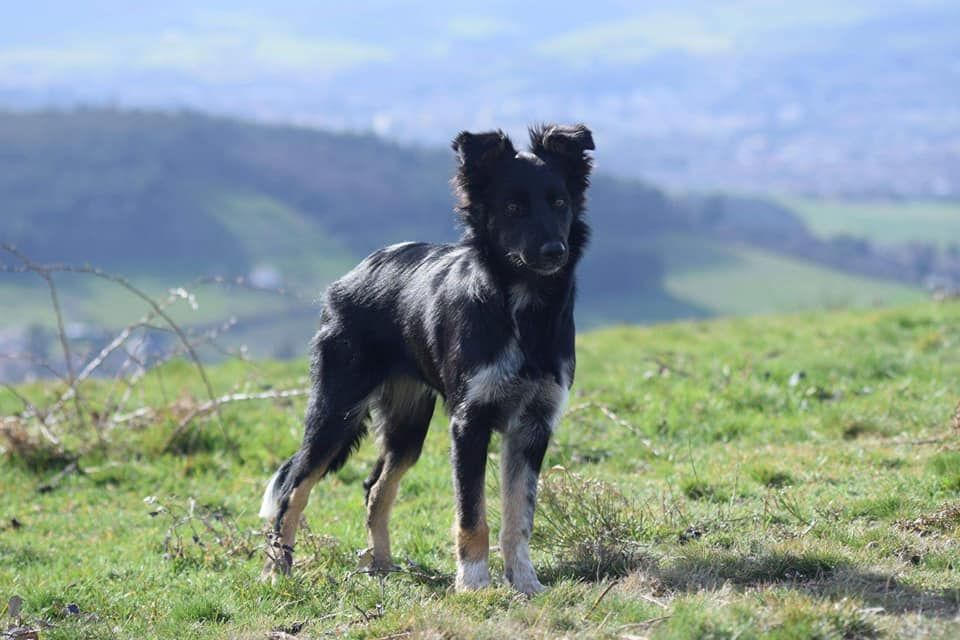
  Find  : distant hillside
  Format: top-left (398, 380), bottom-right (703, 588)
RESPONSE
top-left (0, 109), bottom-right (690, 278)
top-left (0, 109), bottom-right (454, 279)
top-left (0, 109), bottom-right (923, 350)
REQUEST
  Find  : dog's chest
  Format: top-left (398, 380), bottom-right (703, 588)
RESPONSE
top-left (462, 339), bottom-right (571, 431)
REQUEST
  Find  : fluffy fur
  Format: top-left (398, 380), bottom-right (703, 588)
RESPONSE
top-left (259, 123), bottom-right (595, 595)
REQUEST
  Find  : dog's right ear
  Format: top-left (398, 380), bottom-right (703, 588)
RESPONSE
top-left (451, 130), bottom-right (515, 219)
top-left (452, 130), bottom-right (515, 171)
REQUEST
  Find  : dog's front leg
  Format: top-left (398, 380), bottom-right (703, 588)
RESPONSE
top-left (500, 420), bottom-right (551, 595)
top-left (450, 413), bottom-right (492, 591)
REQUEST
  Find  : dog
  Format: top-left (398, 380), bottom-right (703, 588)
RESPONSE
top-left (259, 123), bottom-right (594, 595)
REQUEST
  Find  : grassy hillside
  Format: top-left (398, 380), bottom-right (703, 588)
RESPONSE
top-left (782, 198), bottom-right (960, 249)
top-left (579, 234), bottom-right (924, 326)
top-left (2, 302), bottom-right (959, 638)
top-left (658, 236), bottom-right (924, 316)
top-left (0, 108), bottom-right (679, 279)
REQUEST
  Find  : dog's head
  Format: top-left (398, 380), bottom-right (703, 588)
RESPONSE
top-left (452, 123), bottom-right (594, 277)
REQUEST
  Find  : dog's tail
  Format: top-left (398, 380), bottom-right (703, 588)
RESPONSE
top-left (259, 455), bottom-right (296, 519)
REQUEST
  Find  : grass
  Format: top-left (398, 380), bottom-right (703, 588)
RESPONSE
top-left (658, 235), bottom-right (924, 316)
top-left (2, 301), bottom-right (960, 638)
top-left (205, 190), bottom-right (356, 286)
top-left (781, 197), bottom-right (960, 248)
top-left (582, 233), bottom-right (922, 323)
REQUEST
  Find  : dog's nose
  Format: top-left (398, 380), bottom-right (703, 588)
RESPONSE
top-left (540, 241), bottom-right (567, 262)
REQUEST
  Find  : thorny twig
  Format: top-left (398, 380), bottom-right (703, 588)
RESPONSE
top-left (162, 388), bottom-right (309, 452)
top-left (567, 400), bottom-right (660, 456)
top-left (1, 245), bottom-right (315, 467)
top-left (1, 243), bottom-right (224, 443)
top-left (2, 245), bottom-right (93, 443)
top-left (0, 383), bottom-right (60, 447)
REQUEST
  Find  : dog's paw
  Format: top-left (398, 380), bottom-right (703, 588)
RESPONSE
top-left (357, 547), bottom-right (398, 575)
top-left (455, 559), bottom-right (491, 591)
top-left (512, 577), bottom-right (546, 596)
top-left (505, 563), bottom-right (546, 596)
top-left (260, 559), bottom-right (290, 585)
top-left (260, 543), bottom-right (293, 584)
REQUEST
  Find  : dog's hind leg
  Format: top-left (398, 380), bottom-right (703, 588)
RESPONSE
top-left (363, 379), bottom-right (435, 572)
top-left (260, 329), bottom-right (382, 582)
top-left (260, 449), bottom-right (328, 582)
top-left (260, 413), bottom-right (368, 583)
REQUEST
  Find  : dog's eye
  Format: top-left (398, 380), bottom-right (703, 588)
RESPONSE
top-left (553, 198), bottom-right (567, 209)
top-left (505, 202), bottom-right (521, 215)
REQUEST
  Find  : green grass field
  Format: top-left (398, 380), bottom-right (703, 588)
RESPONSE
top-left (581, 234), bottom-right (924, 325)
top-left (782, 198), bottom-right (960, 248)
top-left (661, 238), bottom-right (924, 316)
top-left (2, 302), bottom-right (960, 639)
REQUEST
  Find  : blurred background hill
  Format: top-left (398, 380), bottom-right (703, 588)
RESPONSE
top-left (1, 0), bottom-right (958, 371)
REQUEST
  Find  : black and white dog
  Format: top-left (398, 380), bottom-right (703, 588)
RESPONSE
top-left (259, 123), bottom-right (594, 595)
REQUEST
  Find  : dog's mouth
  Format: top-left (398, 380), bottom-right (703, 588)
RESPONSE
top-left (530, 262), bottom-right (565, 276)
top-left (508, 252), bottom-right (566, 276)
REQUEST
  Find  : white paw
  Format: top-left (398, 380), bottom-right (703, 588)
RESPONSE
top-left (505, 562), bottom-right (545, 596)
top-left (455, 559), bottom-right (491, 591)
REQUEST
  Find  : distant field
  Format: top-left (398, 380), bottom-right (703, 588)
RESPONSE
top-left (581, 234), bottom-right (924, 325)
top-left (0, 272), bottom-right (325, 363)
top-left (205, 190), bottom-right (356, 286)
top-left (3, 302), bottom-right (959, 638)
top-left (782, 198), bottom-right (960, 248)
top-left (660, 236), bottom-right (924, 317)
top-left (0, 275), bottom-right (313, 329)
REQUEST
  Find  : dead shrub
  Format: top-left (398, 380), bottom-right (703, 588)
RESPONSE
top-left (534, 467), bottom-right (648, 580)
top-left (144, 496), bottom-right (258, 570)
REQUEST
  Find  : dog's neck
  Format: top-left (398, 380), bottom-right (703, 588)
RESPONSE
top-left (503, 262), bottom-right (576, 382)
top-left (465, 240), bottom-right (575, 315)
top-left (462, 217), bottom-right (587, 327)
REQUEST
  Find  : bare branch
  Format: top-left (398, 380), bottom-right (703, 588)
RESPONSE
top-left (1, 244), bottom-right (226, 444)
top-left (1, 244), bottom-right (91, 439)
top-left (191, 274), bottom-right (310, 303)
top-left (162, 388), bottom-right (309, 452)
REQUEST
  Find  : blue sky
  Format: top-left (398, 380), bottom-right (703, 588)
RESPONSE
top-left (0, 0), bottom-right (929, 85)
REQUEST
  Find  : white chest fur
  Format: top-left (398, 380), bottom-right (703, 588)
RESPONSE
top-left (461, 340), bottom-right (570, 433)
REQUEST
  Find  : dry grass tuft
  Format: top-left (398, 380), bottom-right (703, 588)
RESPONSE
top-left (534, 467), bottom-right (648, 580)
top-left (897, 502), bottom-right (960, 536)
top-left (144, 496), bottom-right (258, 569)
top-left (0, 416), bottom-right (73, 471)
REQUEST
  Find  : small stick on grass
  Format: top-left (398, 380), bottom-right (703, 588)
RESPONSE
top-left (587, 581), bottom-right (618, 616)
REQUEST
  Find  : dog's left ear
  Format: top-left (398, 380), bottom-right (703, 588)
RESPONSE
top-left (529, 123), bottom-right (595, 207)
top-left (531, 123), bottom-right (595, 155)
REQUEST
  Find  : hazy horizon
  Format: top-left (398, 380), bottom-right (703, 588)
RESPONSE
top-left (3, 0), bottom-right (958, 196)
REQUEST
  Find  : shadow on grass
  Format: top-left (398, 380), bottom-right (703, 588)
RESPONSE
top-left (396, 557), bottom-right (454, 589)
top-left (546, 548), bottom-right (959, 619)
top-left (538, 545), bottom-right (657, 585)
top-left (663, 550), bottom-right (959, 618)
